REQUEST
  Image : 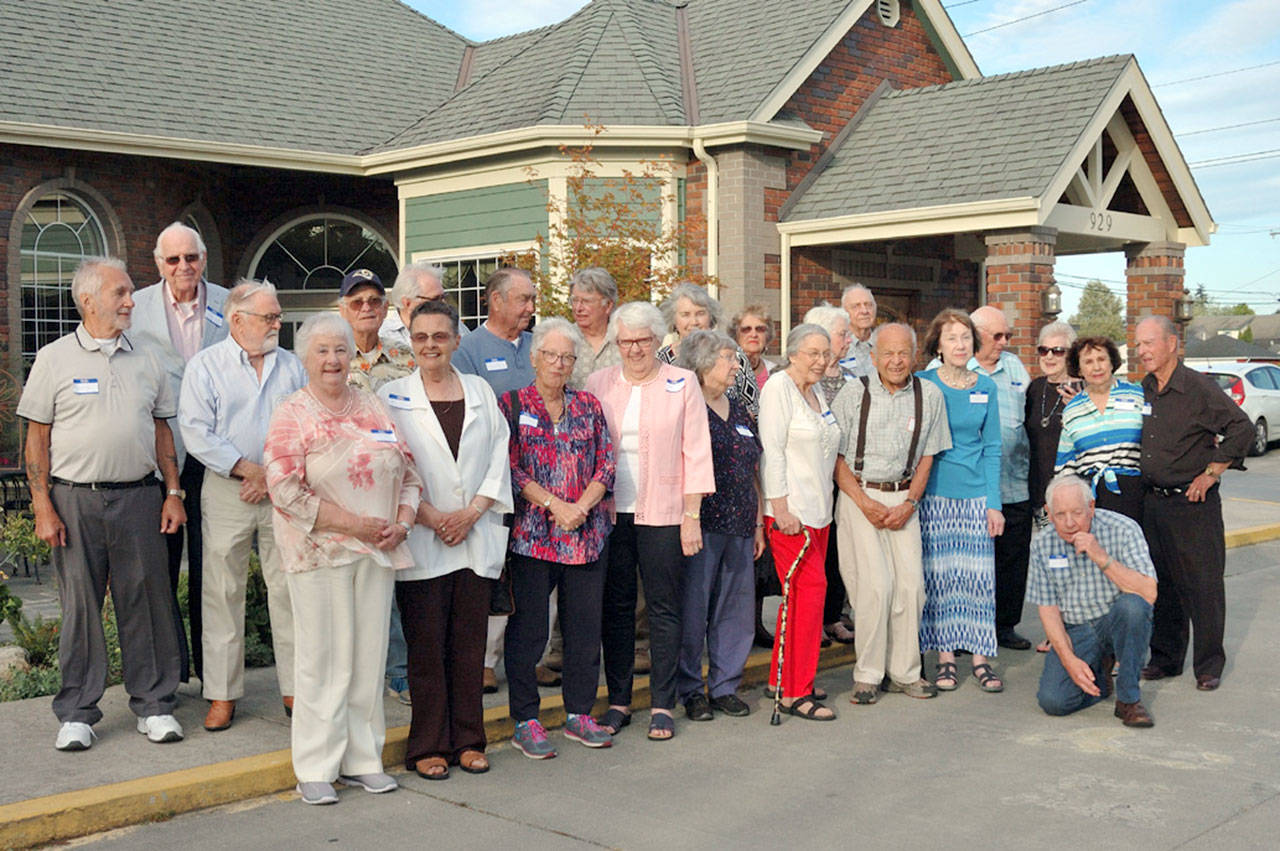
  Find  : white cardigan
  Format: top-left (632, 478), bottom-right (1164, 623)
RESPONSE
top-left (378, 368), bottom-right (512, 581)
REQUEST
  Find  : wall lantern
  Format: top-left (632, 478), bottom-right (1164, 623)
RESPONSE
top-left (1173, 289), bottom-right (1194, 325)
top-left (1040, 283), bottom-right (1063, 319)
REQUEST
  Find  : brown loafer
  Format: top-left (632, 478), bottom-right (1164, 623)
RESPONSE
top-left (1196, 674), bottom-right (1221, 691)
top-left (1114, 700), bottom-right (1154, 728)
top-left (283, 696), bottom-right (295, 717)
top-left (535, 665), bottom-right (562, 687)
top-left (204, 699), bottom-right (236, 731)
top-left (1140, 664), bottom-right (1174, 681)
top-left (482, 667), bottom-right (499, 694)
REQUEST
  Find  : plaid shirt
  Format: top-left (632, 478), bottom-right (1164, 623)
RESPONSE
top-left (1026, 508), bottom-right (1156, 623)
top-left (831, 370), bottom-right (951, 483)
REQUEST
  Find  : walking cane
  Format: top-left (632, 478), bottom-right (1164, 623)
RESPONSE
top-left (770, 525), bottom-right (813, 726)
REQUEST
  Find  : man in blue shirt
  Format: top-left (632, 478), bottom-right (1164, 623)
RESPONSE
top-left (1028, 474), bottom-right (1157, 727)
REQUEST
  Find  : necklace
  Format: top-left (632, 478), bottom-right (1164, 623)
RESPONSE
top-left (938, 364), bottom-right (975, 390)
top-left (1039, 381), bottom-right (1064, 428)
top-left (306, 385), bottom-right (355, 416)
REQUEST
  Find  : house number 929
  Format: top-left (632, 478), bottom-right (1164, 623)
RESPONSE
top-left (1089, 211), bottom-right (1113, 232)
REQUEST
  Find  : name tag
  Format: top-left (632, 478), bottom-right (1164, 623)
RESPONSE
top-left (906, 416), bottom-right (916, 433)
top-left (1012, 381), bottom-right (1025, 389)
top-left (734, 424), bottom-right (754, 438)
top-left (205, 306), bottom-right (224, 327)
top-left (1114, 398), bottom-right (1140, 412)
top-left (386, 393), bottom-right (412, 410)
top-left (822, 410), bottom-right (837, 425)
top-left (1141, 403), bottom-right (1152, 416)
top-left (839, 356), bottom-right (858, 369)
top-left (518, 412), bottom-right (540, 429)
top-left (370, 429), bottom-right (397, 443)
top-left (970, 391), bottom-right (989, 404)
top-left (1048, 555), bottom-right (1070, 570)
top-left (484, 357), bottom-right (509, 372)
top-left (73, 378), bottom-right (99, 395)
top-left (665, 377), bottom-right (686, 393)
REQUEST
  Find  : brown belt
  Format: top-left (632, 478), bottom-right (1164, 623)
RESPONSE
top-left (860, 479), bottom-right (911, 493)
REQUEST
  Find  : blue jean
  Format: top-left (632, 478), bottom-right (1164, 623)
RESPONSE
top-left (385, 596), bottom-right (407, 680)
top-left (676, 531), bottom-right (756, 701)
top-left (1038, 593), bottom-right (1152, 714)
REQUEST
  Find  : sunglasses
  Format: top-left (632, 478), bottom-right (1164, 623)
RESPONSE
top-left (163, 253), bottom-right (201, 266)
top-left (1037, 345), bottom-right (1067, 356)
top-left (739, 324), bottom-right (769, 334)
top-left (992, 332), bottom-right (1013, 342)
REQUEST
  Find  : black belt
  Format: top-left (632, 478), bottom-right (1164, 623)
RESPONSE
top-left (1146, 483), bottom-right (1188, 497)
top-left (860, 478), bottom-right (912, 492)
top-left (52, 476), bottom-right (153, 491)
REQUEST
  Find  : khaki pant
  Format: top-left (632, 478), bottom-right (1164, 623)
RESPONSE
top-left (201, 473), bottom-right (294, 700)
top-left (836, 489), bottom-right (924, 685)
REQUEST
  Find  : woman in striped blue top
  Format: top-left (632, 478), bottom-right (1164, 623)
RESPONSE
top-left (1053, 337), bottom-right (1145, 521)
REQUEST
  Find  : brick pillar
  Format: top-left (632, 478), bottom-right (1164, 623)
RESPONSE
top-left (715, 146), bottom-right (787, 320)
top-left (984, 226), bottom-right (1057, 364)
top-left (1125, 241), bottom-right (1186, 378)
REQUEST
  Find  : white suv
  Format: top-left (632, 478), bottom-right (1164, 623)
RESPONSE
top-left (1191, 361), bottom-right (1280, 456)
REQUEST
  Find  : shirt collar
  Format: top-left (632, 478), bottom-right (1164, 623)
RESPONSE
top-left (74, 324), bottom-right (133, 355)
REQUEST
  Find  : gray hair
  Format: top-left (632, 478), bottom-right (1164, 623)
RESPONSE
top-left (71, 256), bottom-right (128, 315)
top-left (390, 261), bottom-right (443, 305)
top-left (610, 300), bottom-right (666, 342)
top-left (225, 278), bottom-right (278, 318)
top-left (484, 266), bottom-right (532, 301)
top-left (803, 304), bottom-right (849, 338)
top-left (870, 322), bottom-right (917, 353)
top-left (783, 322), bottom-right (831, 366)
top-left (841, 283), bottom-right (876, 309)
top-left (153, 222), bottom-right (207, 259)
top-left (1138, 315), bottom-right (1179, 339)
top-left (569, 267), bottom-right (618, 306)
top-left (295, 311), bottom-right (355, 361)
top-left (970, 304), bottom-right (1007, 331)
top-left (1037, 320), bottom-right (1077, 347)
top-left (1044, 473), bottom-right (1094, 512)
top-left (661, 282), bottom-right (724, 334)
top-left (531, 316), bottom-right (585, 361)
top-left (676, 329), bottom-right (738, 384)
top-left (731, 304), bottom-right (775, 345)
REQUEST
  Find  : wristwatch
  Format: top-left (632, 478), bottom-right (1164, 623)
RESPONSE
top-left (1203, 465), bottom-right (1220, 480)
top-left (684, 510), bottom-right (700, 520)
top-left (166, 488), bottom-right (186, 500)
top-left (543, 495), bottom-right (554, 509)
top-left (397, 520), bottom-right (413, 534)
top-left (905, 497), bottom-right (919, 509)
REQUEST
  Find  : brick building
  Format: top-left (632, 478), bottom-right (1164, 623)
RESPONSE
top-left (0, 0), bottom-right (1213, 464)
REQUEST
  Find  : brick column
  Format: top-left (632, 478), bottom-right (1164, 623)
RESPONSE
top-left (715, 146), bottom-right (787, 320)
top-left (984, 226), bottom-right (1057, 364)
top-left (1125, 241), bottom-right (1186, 377)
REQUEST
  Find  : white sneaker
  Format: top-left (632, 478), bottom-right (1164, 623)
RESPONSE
top-left (55, 721), bottom-right (95, 751)
top-left (136, 714), bottom-right (184, 743)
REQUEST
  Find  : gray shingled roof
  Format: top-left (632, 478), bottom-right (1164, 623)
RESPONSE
top-left (0, 0), bottom-right (467, 154)
top-left (782, 56), bottom-right (1134, 222)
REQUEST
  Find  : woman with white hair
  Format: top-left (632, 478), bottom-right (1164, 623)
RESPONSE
top-left (587, 301), bottom-right (715, 741)
top-left (802, 304), bottom-right (855, 408)
top-left (657, 282), bottom-right (758, 418)
top-left (500, 317), bottom-right (616, 758)
top-left (263, 312), bottom-right (422, 805)
top-left (568, 267), bottom-right (621, 388)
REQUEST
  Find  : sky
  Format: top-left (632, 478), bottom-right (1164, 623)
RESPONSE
top-left (404, 0), bottom-right (1280, 317)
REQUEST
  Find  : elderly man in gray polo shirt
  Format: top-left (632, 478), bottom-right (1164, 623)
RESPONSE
top-left (179, 279), bottom-right (306, 732)
top-left (831, 323), bottom-right (951, 704)
top-left (19, 257), bottom-right (187, 751)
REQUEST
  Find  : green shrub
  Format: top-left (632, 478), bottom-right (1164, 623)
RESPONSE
top-left (0, 664), bottom-right (60, 701)
top-left (10, 612), bottom-right (60, 668)
top-left (244, 551), bottom-right (275, 668)
top-left (1, 511), bottom-right (51, 566)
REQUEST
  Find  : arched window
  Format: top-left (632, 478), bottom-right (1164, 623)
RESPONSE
top-left (19, 192), bottom-right (108, 364)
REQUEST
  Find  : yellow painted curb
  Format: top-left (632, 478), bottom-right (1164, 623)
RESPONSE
top-left (1225, 523), bottom-right (1280, 549)
top-left (0, 642), bottom-right (855, 849)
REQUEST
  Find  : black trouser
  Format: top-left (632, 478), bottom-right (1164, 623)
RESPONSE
top-left (1093, 474), bottom-right (1144, 524)
top-left (1143, 487), bottom-right (1226, 679)
top-left (164, 455), bottom-right (205, 682)
top-left (995, 499), bottom-right (1033, 634)
top-left (505, 553), bottom-right (605, 721)
top-left (601, 515), bottom-right (683, 710)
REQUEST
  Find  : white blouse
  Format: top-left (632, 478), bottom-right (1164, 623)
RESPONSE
top-left (758, 370), bottom-right (841, 529)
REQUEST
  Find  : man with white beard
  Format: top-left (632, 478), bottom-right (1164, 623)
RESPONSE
top-left (179, 280), bottom-right (306, 732)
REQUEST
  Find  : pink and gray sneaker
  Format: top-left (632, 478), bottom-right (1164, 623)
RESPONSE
top-left (563, 713), bottom-right (613, 748)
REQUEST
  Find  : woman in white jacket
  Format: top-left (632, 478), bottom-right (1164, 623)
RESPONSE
top-left (378, 300), bottom-right (512, 781)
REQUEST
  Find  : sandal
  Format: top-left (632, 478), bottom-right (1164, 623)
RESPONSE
top-left (1036, 640), bottom-right (1051, 654)
top-left (647, 712), bottom-right (675, 741)
top-left (934, 662), bottom-right (959, 691)
top-left (414, 756), bottom-right (449, 781)
top-left (765, 685), bottom-right (827, 701)
top-left (972, 663), bottom-right (1004, 693)
top-left (458, 749), bottom-right (490, 774)
top-left (599, 708), bottom-right (632, 735)
top-left (781, 695), bottom-right (837, 721)
top-left (850, 681), bottom-right (879, 705)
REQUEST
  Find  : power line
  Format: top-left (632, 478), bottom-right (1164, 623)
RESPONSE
top-left (1181, 116), bottom-right (1280, 137)
top-left (1189, 149), bottom-right (1280, 169)
top-left (1153, 59), bottom-right (1280, 88)
top-left (962, 0), bottom-right (1089, 37)
top-left (944, 0), bottom-right (985, 7)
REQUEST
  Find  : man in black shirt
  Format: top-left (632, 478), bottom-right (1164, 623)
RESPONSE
top-left (1135, 316), bottom-right (1252, 691)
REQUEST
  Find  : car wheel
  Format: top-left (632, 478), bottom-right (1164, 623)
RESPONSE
top-left (1250, 418), bottom-right (1268, 457)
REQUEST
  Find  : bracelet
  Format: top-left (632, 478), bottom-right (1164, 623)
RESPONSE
top-left (397, 520), bottom-right (413, 534)
top-left (1099, 556), bottom-right (1113, 572)
top-left (166, 488), bottom-right (186, 500)
top-left (684, 510), bottom-right (700, 521)
top-left (471, 503), bottom-right (484, 516)
top-left (906, 497), bottom-right (919, 509)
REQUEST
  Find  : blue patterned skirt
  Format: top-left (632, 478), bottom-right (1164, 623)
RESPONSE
top-left (918, 495), bottom-right (997, 655)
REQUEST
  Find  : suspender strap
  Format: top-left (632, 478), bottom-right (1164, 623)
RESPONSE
top-left (854, 375), bottom-right (924, 482)
top-left (903, 376), bottom-right (923, 481)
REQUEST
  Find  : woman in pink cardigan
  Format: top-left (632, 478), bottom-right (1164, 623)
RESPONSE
top-left (586, 301), bottom-right (715, 741)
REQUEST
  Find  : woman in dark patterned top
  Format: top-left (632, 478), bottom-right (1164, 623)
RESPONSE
top-left (674, 330), bottom-right (765, 721)
top-left (656, 282), bottom-right (759, 419)
top-left (498, 318), bottom-right (616, 759)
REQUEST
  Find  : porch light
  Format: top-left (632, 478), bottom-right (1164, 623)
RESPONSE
top-left (1174, 289), bottom-right (1194, 325)
top-left (1040, 283), bottom-right (1062, 319)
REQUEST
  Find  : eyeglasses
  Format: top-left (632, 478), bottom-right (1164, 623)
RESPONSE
top-left (538, 349), bottom-right (578, 365)
top-left (617, 336), bottom-right (656, 351)
top-left (346, 296), bottom-right (385, 310)
top-left (1037, 345), bottom-right (1068, 356)
top-left (570, 296), bottom-right (603, 308)
top-left (992, 332), bottom-right (1013, 342)
top-left (163, 253), bottom-right (201, 266)
top-left (410, 332), bottom-right (455, 345)
top-left (242, 311), bottom-right (282, 325)
top-left (797, 349), bottom-right (831, 362)
top-left (739, 324), bottom-right (769, 334)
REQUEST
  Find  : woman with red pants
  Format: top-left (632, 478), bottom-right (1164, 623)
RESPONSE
top-left (758, 323), bottom-right (841, 720)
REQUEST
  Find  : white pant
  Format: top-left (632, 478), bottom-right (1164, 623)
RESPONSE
top-left (287, 557), bottom-right (393, 782)
top-left (485, 615), bottom-right (507, 669)
top-left (836, 489), bottom-right (925, 685)
top-left (201, 473), bottom-right (294, 700)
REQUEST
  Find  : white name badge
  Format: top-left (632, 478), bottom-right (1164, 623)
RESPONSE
top-left (1012, 381), bottom-right (1024, 388)
top-left (73, 378), bottom-right (99, 395)
top-left (1141, 403), bottom-right (1153, 416)
top-left (822, 410), bottom-right (837, 425)
top-left (1048, 555), bottom-right (1070, 570)
top-left (386, 393), bottom-right (413, 410)
top-left (839, 356), bottom-right (858, 369)
top-left (484, 357), bottom-right (509, 372)
top-left (665, 377), bottom-right (685, 393)
top-left (518, 412), bottom-right (540, 429)
top-left (1114, 399), bottom-right (1140, 412)
top-left (907, 416), bottom-right (916, 433)
top-left (205, 306), bottom-right (224, 327)
top-left (370, 429), bottom-right (397, 443)
top-left (970, 391), bottom-right (989, 404)
top-left (734, 424), bottom-right (754, 438)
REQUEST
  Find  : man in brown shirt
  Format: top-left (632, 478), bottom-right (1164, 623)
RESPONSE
top-left (1135, 316), bottom-right (1252, 691)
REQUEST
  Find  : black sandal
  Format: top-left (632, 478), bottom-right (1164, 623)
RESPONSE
top-left (935, 662), bottom-right (959, 691)
top-left (972, 663), bottom-right (1004, 693)
top-left (647, 713), bottom-right (675, 741)
top-left (781, 695), bottom-right (837, 721)
top-left (765, 685), bottom-right (828, 701)
top-left (599, 708), bottom-right (631, 735)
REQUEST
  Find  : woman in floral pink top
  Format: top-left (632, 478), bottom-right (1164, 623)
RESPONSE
top-left (264, 313), bottom-right (421, 806)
